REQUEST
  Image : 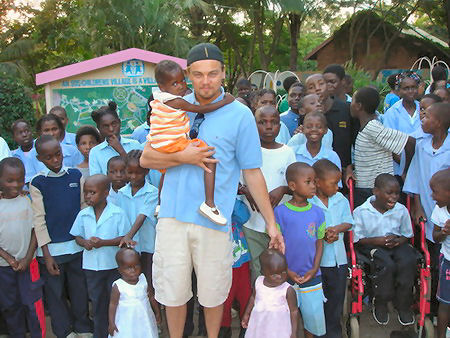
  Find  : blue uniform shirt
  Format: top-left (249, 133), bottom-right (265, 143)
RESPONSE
top-left (118, 182), bottom-right (158, 253)
top-left (70, 202), bottom-right (129, 270)
top-left (383, 92), bottom-right (400, 113)
top-left (159, 89), bottom-right (263, 232)
top-left (61, 132), bottom-right (77, 147)
top-left (310, 193), bottom-right (353, 267)
top-left (280, 109), bottom-right (299, 136)
top-left (287, 129), bottom-right (333, 152)
top-left (89, 137), bottom-right (141, 175)
top-left (12, 146), bottom-right (36, 183)
top-left (131, 122), bottom-right (150, 144)
top-left (403, 133), bottom-right (450, 241)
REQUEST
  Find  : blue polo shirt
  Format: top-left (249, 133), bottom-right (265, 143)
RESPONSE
top-left (280, 109), bottom-right (299, 136)
top-left (61, 132), bottom-right (77, 147)
top-left (118, 182), bottom-right (158, 253)
top-left (384, 99), bottom-right (421, 175)
top-left (89, 137), bottom-right (141, 175)
top-left (353, 196), bottom-right (413, 243)
top-left (159, 89), bottom-right (262, 232)
top-left (30, 143), bottom-right (83, 174)
top-left (403, 133), bottom-right (450, 241)
top-left (275, 121), bottom-right (292, 144)
top-left (70, 202), bottom-right (129, 271)
top-left (310, 193), bottom-right (353, 267)
top-left (287, 129), bottom-right (333, 152)
top-left (131, 122), bottom-right (150, 144)
top-left (12, 146), bottom-right (36, 183)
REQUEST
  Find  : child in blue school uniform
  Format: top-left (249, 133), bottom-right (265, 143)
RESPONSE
top-left (131, 109), bottom-right (151, 144)
top-left (310, 160), bottom-right (353, 338)
top-left (30, 135), bottom-right (92, 337)
top-left (89, 102), bottom-right (141, 175)
top-left (75, 125), bottom-right (101, 178)
top-left (11, 119), bottom-right (36, 185)
top-left (118, 150), bottom-right (158, 284)
top-left (275, 162), bottom-right (326, 338)
top-left (404, 102), bottom-right (450, 318)
top-left (30, 114), bottom-right (83, 174)
top-left (70, 174), bottom-right (129, 338)
top-left (0, 157), bottom-right (46, 338)
top-left (292, 112), bottom-right (342, 181)
top-left (106, 156), bottom-right (127, 206)
top-left (430, 168), bottom-right (450, 338)
top-left (49, 106), bottom-right (77, 147)
top-left (353, 174), bottom-right (416, 326)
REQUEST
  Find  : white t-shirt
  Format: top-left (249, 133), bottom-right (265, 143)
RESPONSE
top-left (431, 205), bottom-right (450, 260)
top-left (0, 137), bottom-right (10, 161)
top-left (241, 144), bottom-right (296, 233)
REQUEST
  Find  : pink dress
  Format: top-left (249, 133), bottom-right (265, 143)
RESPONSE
top-left (245, 276), bottom-right (292, 338)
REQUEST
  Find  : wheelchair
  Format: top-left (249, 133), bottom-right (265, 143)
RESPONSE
top-left (345, 179), bottom-right (434, 338)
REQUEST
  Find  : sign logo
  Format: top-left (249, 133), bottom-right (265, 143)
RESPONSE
top-left (122, 60), bottom-right (145, 77)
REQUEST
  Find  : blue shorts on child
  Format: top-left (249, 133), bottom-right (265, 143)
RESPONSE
top-left (437, 255), bottom-right (450, 304)
top-left (292, 276), bottom-right (326, 336)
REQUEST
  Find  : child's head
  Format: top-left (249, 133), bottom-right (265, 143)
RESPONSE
top-left (283, 76), bottom-right (299, 93)
top-left (36, 113), bottom-right (65, 141)
top-left (11, 119), bottom-right (33, 149)
top-left (431, 65), bottom-right (448, 83)
top-left (373, 174), bottom-right (400, 211)
top-left (419, 94), bottom-right (442, 120)
top-left (125, 150), bottom-right (148, 188)
top-left (422, 102), bottom-right (450, 135)
top-left (350, 86), bottom-right (380, 118)
top-left (49, 106), bottom-right (69, 129)
top-left (255, 105), bottom-right (280, 145)
top-left (236, 78), bottom-right (252, 98)
top-left (0, 157), bottom-right (25, 199)
top-left (76, 126), bottom-right (101, 161)
top-left (323, 64), bottom-right (345, 98)
top-left (91, 102), bottom-right (121, 139)
top-left (430, 168), bottom-right (450, 209)
top-left (305, 74), bottom-right (328, 103)
top-left (313, 159), bottom-right (342, 198)
top-left (286, 162), bottom-right (316, 199)
top-left (387, 74), bottom-right (398, 92)
top-left (115, 248), bottom-right (141, 283)
top-left (107, 156), bottom-right (127, 191)
top-left (287, 82), bottom-right (304, 112)
top-left (259, 248), bottom-right (288, 286)
top-left (35, 135), bottom-right (63, 173)
top-left (252, 88), bottom-right (277, 111)
top-left (299, 94), bottom-right (322, 115)
top-left (434, 88), bottom-right (450, 104)
top-left (303, 112), bottom-right (327, 144)
top-left (84, 174), bottom-right (110, 208)
top-left (395, 71), bottom-right (420, 103)
top-left (343, 74), bottom-right (354, 95)
top-left (155, 60), bottom-right (187, 97)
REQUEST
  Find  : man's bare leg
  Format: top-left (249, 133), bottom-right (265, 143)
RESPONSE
top-left (166, 304), bottom-right (187, 338)
top-left (204, 304), bottom-right (224, 338)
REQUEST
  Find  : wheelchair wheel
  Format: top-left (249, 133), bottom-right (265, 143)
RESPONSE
top-left (346, 316), bottom-right (359, 338)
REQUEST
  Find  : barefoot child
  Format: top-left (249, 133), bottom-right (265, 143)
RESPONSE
top-left (431, 168), bottom-right (450, 338)
top-left (108, 248), bottom-right (161, 338)
top-left (0, 157), bottom-right (45, 337)
top-left (118, 150), bottom-right (158, 283)
top-left (106, 156), bottom-right (127, 206)
top-left (70, 174), bottom-right (129, 338)
top-left (150, 60), bottom-right (234, 225)
top-left (75, 125), bottom-right (101, 178)
top-left (275, 162), bottom-right (326, 337)
top-left (241, 249), bottom-right (298, 338)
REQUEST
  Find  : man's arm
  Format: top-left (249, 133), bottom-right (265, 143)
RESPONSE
top-left (140, 141), bottom-right (218, 171)
top-left (242, 168), bottom-right (285, 252)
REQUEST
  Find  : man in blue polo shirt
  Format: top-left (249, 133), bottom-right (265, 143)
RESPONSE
top-left (140, 43), bottom-right (284, 338)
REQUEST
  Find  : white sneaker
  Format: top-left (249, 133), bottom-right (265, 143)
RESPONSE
top-left (199, 202), bottom-right (227, 226)
top-left (65, 333), bottom-right (77, 338)
top-left (154, 205), bottom-right (160, 217)
top-left (76, 334), bottom-right (93, 338)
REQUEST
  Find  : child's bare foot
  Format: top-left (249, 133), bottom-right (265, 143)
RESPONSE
top-left (199, 202), bottom-right (227, 226)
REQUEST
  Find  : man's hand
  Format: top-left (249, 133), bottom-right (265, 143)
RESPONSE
top-left (178, 142), bottom-right (218, 173)
top-left (267, 225), bottom-right (285, 253)
top-left (268, 186), bottom-right (287, 208)
top-left (44, 255), bottom-right (60, 276)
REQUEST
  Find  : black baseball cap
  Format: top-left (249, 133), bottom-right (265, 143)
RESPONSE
top-left (187, 43), bottom-right (224, 66)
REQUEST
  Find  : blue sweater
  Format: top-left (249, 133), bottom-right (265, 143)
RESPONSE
top-left (31, 169), bottom-right (82, 243)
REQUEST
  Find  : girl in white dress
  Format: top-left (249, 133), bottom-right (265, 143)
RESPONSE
top-left (108, 248), bottom-right (161, 337)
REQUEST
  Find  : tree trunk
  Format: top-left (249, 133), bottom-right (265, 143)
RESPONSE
top-left (288, 13), bottom-right (301, 71)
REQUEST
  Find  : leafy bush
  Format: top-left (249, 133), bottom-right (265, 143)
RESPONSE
top-left (0, 73), bottom-right (36, 148)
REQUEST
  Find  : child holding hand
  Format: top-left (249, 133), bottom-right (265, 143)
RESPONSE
top-left (241, 248), bottom-right (298, 338)
top-left (108, 248), bottom-right (160, 338)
